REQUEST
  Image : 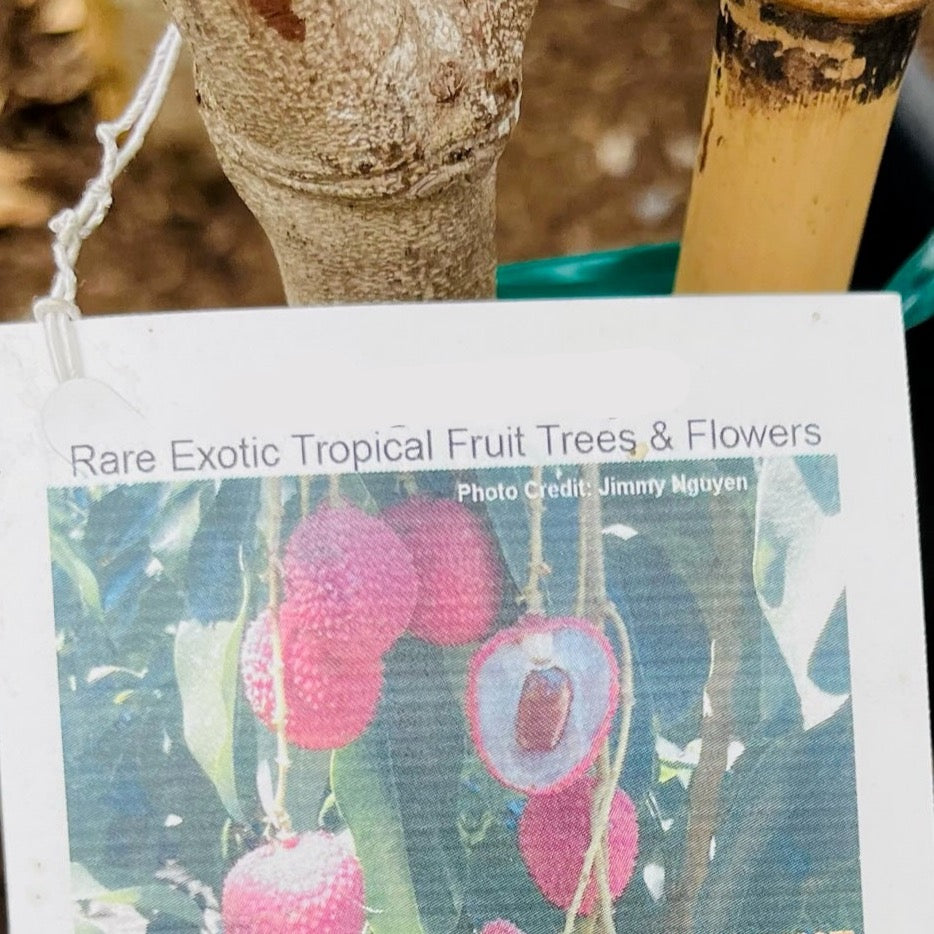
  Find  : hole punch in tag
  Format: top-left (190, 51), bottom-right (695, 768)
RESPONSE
top-left (41, 378), bottom-right (149, 481)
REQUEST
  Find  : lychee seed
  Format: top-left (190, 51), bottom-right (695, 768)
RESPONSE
top-left (384, 496), bottom-right (502, 646)
top-left (467, 616), bottom-right (619, 795)
top-left (241, 608), bottom-right (383, 750)
top-left (516, 666), bottom-right (573, 752)
top-left (479, 921), bottom-right (527, 934)
top-left (517, 776), bottom-right (639, 915)
top-left (222, 830), bottom-right (364, 934)
top-left (283, 504), bottom-right (417, 659)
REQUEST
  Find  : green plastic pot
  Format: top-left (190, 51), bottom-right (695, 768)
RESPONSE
top-left (496, 236), bottom-right (934, 329)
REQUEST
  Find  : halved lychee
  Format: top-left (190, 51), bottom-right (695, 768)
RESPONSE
top-left (467, 617), bottom-right (619, 795)
top-left (241, 608), bottom-right (383, 750)
top-left (518, 776), bottom-right (639, 914)
top-left (384, 495), bottom-right (502, 646)
top-left (283, 504), bottom-right (417, 659)
top-left (222, 830), bottom-right (364, 934)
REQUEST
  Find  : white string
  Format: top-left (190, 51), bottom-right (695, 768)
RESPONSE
top-left (32, 23), bottom-right (183, 382)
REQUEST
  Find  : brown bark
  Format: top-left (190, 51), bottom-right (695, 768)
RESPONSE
top-left (162, 0), bottom-right (538, 304)
top-left (663, 497), bottom-right (750, 934)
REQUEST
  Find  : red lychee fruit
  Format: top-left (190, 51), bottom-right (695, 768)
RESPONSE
top-left (518, 776), bottom-right (639, 915)
top-left (283, 504), bottom-right (417, 659)
top-left (241, 608), bottom-right (383, 750)
top-left (222, 830), bottom-right (364, 934)
top-left (480, 921), bottom-right (527, 934)
top-left (383, 496), bottom-right (501, 646)
top-left (467, 616), bottom-right (619, 795)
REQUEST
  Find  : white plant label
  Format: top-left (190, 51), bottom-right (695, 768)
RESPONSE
top-left (0, 295), bottom-right (931, 934)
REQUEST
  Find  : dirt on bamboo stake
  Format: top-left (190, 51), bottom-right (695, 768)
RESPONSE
top-left (161, 0), bottom-right (538, 304)
top-left (676, 0), bottom-right (929, 293)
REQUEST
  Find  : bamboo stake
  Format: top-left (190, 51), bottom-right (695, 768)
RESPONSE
top-left (676, 0), bottom-right (929, 293)
top-left (161, 0), bottom-right (538, 304)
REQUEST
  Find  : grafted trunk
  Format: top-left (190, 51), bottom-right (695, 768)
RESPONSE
top-left (162, 0), bottom-right (538, 304)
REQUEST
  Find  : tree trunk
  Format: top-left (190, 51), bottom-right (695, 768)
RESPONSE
top-left (161, 0), bottom-right (538, 304)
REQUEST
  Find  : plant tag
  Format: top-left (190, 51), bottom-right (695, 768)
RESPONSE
top-left (41, 377), bottom-right (147, 476)
top-left (0, 296), bottom-right (931, 934)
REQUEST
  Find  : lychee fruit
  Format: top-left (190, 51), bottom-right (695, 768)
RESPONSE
top-left (221, 830), bottom-right (364, 933)
top-left (518, 776), bottom-right (639, 914)
top-left (283, 504), bottom-right (417, 659)
top-left (479, 921), bottom-right (527, 934)
top-left (467, 617), bottom-right (619, 795)
top-left (383, 496), bottom-right (501, 646)
top-left (241, 607), bottom-right (383, 750)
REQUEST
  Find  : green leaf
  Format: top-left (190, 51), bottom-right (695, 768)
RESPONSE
top-left (174, 618), bottom-right (245, 820)
top-left (255, 730), bottom-right (331, 833)
top-left (331, 730), bottom-right (425, 934)
top-left (137, 884), bottom-right (205, 925)
top-left (186, 479), bottom-right (260, 622)
top-left (332, 638), bottom-right (468, 934)
top-left (693, 705), bottom-right (862, 934)
top-left (337, 474), bottom-right (380, 513)
top-left (754, 458), bottom-right (848, 731)
top-left (149, 483), bottom-right (206, 571)
top-left (51, 532), bottom-right (104, 623)
top-left (74, 923), bottom-right (109, 934)
top-left (72, 864), bottom-right (196, 932)
top-left (71, 862), bottom-right (140, 903)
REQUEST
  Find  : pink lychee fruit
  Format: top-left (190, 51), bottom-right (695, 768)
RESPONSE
top-left (467, 616), bottom-right (618, 795)
top-left (283, 504), bottom-right (417, 659)
top-left (480, 921), bottom-right (527, 934)
top-left (383, 496), bottom-right (501, 646)
top-left (222, 830), bottom-right (365, 934)
top-left (518, 776), bottom-right (639, 915)
top-left (241, 607), bottom-right (383, 750)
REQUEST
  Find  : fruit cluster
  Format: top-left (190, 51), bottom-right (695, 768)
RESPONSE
top-left (241, 495), bottom-right (502, 750)
top-left (229, 484), bottom-right (638, 932)
top-left (467, 616), bottom-right (639, 919)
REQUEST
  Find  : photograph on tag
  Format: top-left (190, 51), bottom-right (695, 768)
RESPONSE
top-left (46, 457), bottom-right (860, 934)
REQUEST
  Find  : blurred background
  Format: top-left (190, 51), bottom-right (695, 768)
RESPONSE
top-left (1, 0), bottom-right (929, 321)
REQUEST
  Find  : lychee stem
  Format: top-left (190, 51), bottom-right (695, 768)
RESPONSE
top-left (593, 747), bottom-right (616, 934)
top-left (328, 473), bottom-right (342, 507)
top-left (564, 463), bottom-right (635, 934)
top-left (524, 465), bottom-right (546, 616)
top-left (572, 464), bottom-right (612, 933)
top-left (263, 475), bottom-right (293, 834)
top-left (299, 475), bottom-right (312, 516)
